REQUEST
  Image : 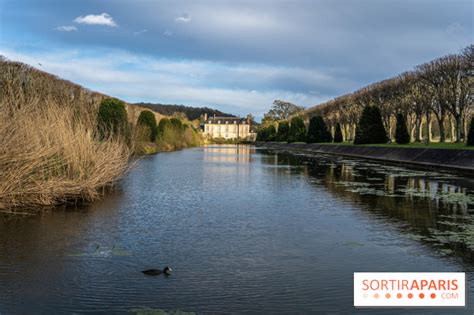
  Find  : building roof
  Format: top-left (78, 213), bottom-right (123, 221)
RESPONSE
top-left (206, 116), bottom-right (247, 124)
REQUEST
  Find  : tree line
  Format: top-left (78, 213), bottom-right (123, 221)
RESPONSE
top-left (99, 98), bottom-right (201, 152)
top-left (133, 102), bottom-right (234, 121)
top-left (304, 45), bottom-right (473, 143)
top-left (258, 45), bottom-right (473, 145)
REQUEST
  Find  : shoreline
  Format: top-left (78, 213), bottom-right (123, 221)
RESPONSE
top-left (255, 142), bottom-right (474, 175)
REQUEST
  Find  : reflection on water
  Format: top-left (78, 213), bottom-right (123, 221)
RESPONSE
top-left (0, 145), bottom-right (473, 314)
top-left (266, 151), bottom-right (474, 261)
top-left (203, 144), bottom-right (255, 164)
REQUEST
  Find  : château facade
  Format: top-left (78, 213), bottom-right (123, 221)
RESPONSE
top-left (203, 115), bottom-right (256, 140)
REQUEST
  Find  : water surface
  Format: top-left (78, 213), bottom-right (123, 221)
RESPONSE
top-left (1, 145), bottom-right (474, 314)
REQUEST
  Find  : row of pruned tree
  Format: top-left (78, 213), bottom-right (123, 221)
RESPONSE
top-left (258, 100), bottom-right (474, 145)
top-left (257, 116), bottom-right (342, 143)
top-left (303, 45), bottom-right (473, 143)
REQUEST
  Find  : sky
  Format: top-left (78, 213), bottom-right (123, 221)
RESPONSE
top-left (0, 0), bottom-right (472, 119)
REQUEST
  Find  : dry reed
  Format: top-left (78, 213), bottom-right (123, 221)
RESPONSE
top-left (0, 58), bottom-right (132, 212)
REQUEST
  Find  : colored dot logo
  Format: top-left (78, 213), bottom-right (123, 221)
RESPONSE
top-left (367, 292), bottom-right (438, 300)
top-left (354, 272), bottom-right (466, 307)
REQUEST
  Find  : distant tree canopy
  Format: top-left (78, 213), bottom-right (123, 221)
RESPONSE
top-left (263, 100), bottom-right (305, 122)
top-left (307, 116), bottom-right (332, 143)
top-left (334, 123), bottom-right (343, 143)
top-left (354, 106), bottom-right (387, 144)
top-left (277, 121), bottom-right (290, 142)
top-left (246, 113), bottom-right (257, 125)
top-left (133, 103), bottom-right (234, 121)
top-left (288, 117), bottom-right (306, 142)
top-left (395, 113), bottom-right (410, 144)
top-left (97, 98), bottom-right (129, 139)
top-left (137, 110), bottom-right (158, 142)
top-left (256, 125), bottom-right (277, 141)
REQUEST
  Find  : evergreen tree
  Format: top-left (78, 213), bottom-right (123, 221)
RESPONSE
top-left (334, 123), bottom-right (343, 143)
top-left (157, 118), bottom-right (170, 134)
top-left (97, 98), bottom-right (129, 139)
top-left (307, 116), bottom-right (332, 143)
top-left (169, 117), bottom-right (184, 130)
top-left (266, 125), bottom-right (277, 141)
top-left (256, 125), bottom-right (277, 141)
top-left (137, 110), bottom-right (158, 141)
top-left (354, 106), bottom-right (387, 144)
top-left (468, 118), bottom-right (474, 146)
top-left (256, 127), bottom-right (267, 141)
top-left (288, 117), bottom-right (306, 142)
top-left (277, 121), bottom-right (290, 142)
top-left (395, 113), bottom-right (410, 144)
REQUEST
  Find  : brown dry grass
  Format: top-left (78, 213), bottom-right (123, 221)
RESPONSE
top-left (0, 58), bottom-right (132, 213)
top-left (0, 101), bottom-right (131, 212)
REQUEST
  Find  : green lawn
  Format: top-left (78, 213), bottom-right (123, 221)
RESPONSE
top-left (314, 142), bottom-right (474, 150)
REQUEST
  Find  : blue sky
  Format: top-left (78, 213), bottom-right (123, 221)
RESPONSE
top-left (0, 0), bottom-right (472, 118)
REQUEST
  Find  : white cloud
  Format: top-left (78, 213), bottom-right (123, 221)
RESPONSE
top-left (163, 30), bottom-right (173, 37)
top-left (0, 48), bottom-right (336, 117)
top-left (133, 29), bottom-right (148, 36)
top-left (55, 25), bottom-right (77, 32)
top-left (175, 14), bottom-right (191, 23)
top-left (74, 13), bottom-right (117, 27)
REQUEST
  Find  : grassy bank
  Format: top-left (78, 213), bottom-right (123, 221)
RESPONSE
top-left (0, 101), bottom-right (131, 211)
top-left (306, 142), bottom-right (474, 150)
top-left (0, 58), bottom-right (200, 213)
top-left (0, 59), bottom-right (133, 212)
top-left (135, 116), bottom-right (201, 154)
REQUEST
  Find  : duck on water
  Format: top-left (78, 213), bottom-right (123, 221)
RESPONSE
top-left (142, 266), bottom-right (173, 276)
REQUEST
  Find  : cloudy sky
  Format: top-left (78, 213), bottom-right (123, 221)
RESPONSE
top-left (0, 0), bottom-right (472, 118)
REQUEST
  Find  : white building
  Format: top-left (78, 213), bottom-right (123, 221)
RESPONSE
top-left (203, 116), bottom-right (255, 140)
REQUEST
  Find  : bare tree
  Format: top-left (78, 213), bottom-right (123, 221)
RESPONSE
top-left (264, 100), bottom-right (305, 121)
top-left (291, 45), bottom-right (472, 144)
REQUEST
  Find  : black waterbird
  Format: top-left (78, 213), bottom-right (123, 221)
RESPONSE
top-left (142, 266), bottom-right (173, 276)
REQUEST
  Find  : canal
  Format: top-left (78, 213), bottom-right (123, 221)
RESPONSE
top-left (1, 145), bottom-right (474, 314)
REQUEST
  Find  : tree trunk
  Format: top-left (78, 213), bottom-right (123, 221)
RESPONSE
top-left (425, 112), bottom-right (432, 143)
top-left (414, 116), bottom-right (421, 142)
top-left (450, 117), bottom-right (456, 142)
top-left (455, 115), bottom-right (462, 143)
top-left (428, 120), bottom-right (432, 142)
top-left (437, 117), bottom-right (445, 143)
